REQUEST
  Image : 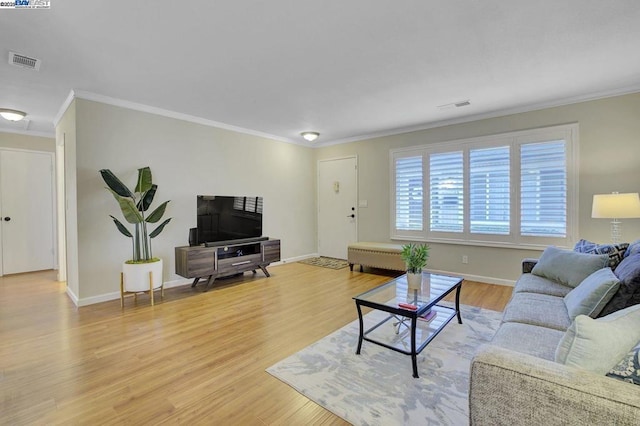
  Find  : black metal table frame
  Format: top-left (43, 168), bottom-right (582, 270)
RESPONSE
top-left (354, 278), bottom-right (462, 378)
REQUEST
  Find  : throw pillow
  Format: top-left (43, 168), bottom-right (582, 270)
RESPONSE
top-left (555, 304), bottom-right (640, 374)
top-left (574, 239), bottom-right (629, 269)
top-left (625, 239), bottom-right (640, 257)
top-left (598, 252), bottom-right (640, 317)
top-left (564, 268), bottom-right (620, 320)
top-left (531, 246), bottom-right (609, 288)
top-left (607, 342), bottom-right (640, 385)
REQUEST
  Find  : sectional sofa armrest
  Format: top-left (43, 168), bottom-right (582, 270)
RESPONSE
top-left (469, 345), bottom-right (640, 425)
top-left (522, 258), bottom-right (538, 274)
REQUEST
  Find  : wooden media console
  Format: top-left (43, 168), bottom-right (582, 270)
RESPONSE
top-left (175, 238), bottom-right (281, 290)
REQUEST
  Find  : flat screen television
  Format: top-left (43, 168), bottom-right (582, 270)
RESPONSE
top-left (196, 195), bottom-right (263, 245)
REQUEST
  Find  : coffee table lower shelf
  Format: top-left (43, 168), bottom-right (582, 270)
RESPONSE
top-left (356, 304), bottom-right (460, 378)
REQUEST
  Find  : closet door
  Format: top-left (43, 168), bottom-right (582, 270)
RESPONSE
top-left (0, 150), bottom-right (55, 275)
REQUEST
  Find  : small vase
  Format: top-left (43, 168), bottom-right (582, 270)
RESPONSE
top-left (407, 271), bottom-right (422, 290)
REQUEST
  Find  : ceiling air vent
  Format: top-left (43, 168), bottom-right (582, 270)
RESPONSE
top-left (8, 51), bottom-right (41, 71)
top-left (437, 99), bottom-right (471, 110)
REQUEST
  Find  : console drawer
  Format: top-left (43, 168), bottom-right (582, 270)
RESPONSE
top-left (217, 253), bottom-right (262, 274)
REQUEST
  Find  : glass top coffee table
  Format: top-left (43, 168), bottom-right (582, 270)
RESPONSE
top-left (353, 272), bottom-right (463, 378)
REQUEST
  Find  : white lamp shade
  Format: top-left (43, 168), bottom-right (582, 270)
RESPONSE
top-left (592, 193), bottom-right (640, 218)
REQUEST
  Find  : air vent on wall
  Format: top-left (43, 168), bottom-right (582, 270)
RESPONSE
top-left (8, 51), bottom-right (41, 71)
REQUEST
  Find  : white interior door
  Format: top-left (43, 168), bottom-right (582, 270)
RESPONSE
top-left (0, 150), bottom-right (55, 275)
top-left (318, 157), bottom-right (358, 259)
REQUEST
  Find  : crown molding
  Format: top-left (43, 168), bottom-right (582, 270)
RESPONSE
top-left (0, 127), bottom-right (55, 139)
top-left (53, 89), bottom-right (77, 128)
top-left (51, 84), bottom-right (640, 149)
top-left (315, 84), bottom-right (640, 147)
top-left (65, 90), bottom-right (304, 146)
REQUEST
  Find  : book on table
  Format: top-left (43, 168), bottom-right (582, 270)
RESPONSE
top-left (418, 309), bottom-right (437, 322)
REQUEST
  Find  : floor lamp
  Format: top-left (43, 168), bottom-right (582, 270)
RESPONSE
top-left (591, 192), bottom-right (640, 244)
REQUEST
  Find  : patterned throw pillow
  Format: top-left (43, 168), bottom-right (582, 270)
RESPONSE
top-left (598, 252), bottom-right (640, 317)
top-left (574, 239), bottom-right (629, 269)
top-left (607, 342), bottom-right (640, 385)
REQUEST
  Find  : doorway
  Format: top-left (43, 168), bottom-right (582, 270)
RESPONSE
top-left (0, 149), bottom-right (56, 275)
top-left (317, 156), bottom-right (358, 259)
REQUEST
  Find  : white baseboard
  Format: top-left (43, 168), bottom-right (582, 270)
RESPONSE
top-left (272, 253), bottom-right (318, 266)
top-left (72, 254), bottom-right (511, 307)
top-left (427, 268), bottom-right (515, 287)
top-left (66, 286), bottom-right (79, 306)
top-left (72, 278), bottom-right (193, 307)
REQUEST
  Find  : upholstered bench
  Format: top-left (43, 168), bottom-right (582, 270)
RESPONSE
top-left (347, 242), bottom-right (405, 272)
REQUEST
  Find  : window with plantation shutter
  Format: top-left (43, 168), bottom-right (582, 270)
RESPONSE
top-left (430, 151), bottom-right (463, 233)
top-left (390, 124), bottom-right (577, 248)
top-left (521, 140), bottom-right (566, 236)
top-left (394, 155), bottom-right (423, 231)
top-left (469, 146), bottom-right (510, 235)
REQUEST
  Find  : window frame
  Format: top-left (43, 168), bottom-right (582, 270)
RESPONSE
top-left (390, 123), bottom-right (579, 249)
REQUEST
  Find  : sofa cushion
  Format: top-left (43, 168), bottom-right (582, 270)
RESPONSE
top-left (555, 304), bottom-right (640, 374)
top-left (598, 252), bottom-right (640, 317)
top-left (531, 246), bottom-right (609, 288)
top-left (564, 268), bottom-right (620, 320)
top-left (607, 341), bottom-right (640, 385)
top-left (514, 273), bottom-right (572, 297)
top-left (502, 292), bottom-right (571, 331)
top-left (574, 239), bottom-right (629, 269)
top-left (490, 322), bottom-right (565, 361)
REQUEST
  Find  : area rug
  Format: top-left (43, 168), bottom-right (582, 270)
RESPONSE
top-left (267, 304), bottom-right (502, 425)
top-left (298, 256), bottom-right (350, 269)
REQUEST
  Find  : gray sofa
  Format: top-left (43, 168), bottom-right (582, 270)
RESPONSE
top-left (469, 248), bottom-right (640, 425)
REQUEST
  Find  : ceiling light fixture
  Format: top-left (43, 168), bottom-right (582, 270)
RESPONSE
top-left (301, 132), bottom-right (320, 142)
top-left (0, 109), bottom-right (27, 122)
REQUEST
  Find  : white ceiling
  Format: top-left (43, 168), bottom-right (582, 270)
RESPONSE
top-left (1, 1), bottom-right (640, 145)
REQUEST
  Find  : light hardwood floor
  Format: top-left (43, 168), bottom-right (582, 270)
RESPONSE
top-left (0, 263), bottom-right (513, 425)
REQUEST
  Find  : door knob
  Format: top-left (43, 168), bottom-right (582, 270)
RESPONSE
top-left (347, 214), bottom-right (355, 218)
top-left (3, 217), bottom-right (10, 221)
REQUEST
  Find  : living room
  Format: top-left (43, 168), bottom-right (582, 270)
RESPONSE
top-left (2, 2), bottom-right (640, 424)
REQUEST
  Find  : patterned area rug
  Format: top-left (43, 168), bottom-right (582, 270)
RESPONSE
top-left (267, 304), bottom-right (502, 425)
top-left (298, 256), bottom-right (350, 269)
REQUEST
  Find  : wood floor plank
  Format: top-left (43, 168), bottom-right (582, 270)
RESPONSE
top-left (0, 264), bottom-right (512, 424)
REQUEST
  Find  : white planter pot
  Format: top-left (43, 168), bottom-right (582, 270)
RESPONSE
top-left (122, 259), bottom-right (163, 292)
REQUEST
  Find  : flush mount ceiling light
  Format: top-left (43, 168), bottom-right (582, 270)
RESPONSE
top-left (0, 109), bottom-right (27, 122)
top-left (301, 131), bottom-right (320, 142)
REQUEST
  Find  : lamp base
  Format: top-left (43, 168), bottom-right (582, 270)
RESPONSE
top-left (610, 219), bottom-right (621, 244)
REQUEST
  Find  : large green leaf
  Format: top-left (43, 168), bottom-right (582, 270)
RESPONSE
top-left (109, 215), bottom-right (133, 238)
top-left (108, 188), bottom-right (143, 224)
top-left (100, 169), bottom-right (134, 198)
top-left (135, 167), bottom-right (153, 194)
top-left (146, 200), bottom-right (169, 223)
top-left (137, 184), bottom-right (157, 212)
top-left (149, 218), bottom-right (171, 238)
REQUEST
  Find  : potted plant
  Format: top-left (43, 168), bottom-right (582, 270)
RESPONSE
top-left (100, 167), bottom-right (172, 303)
top-left (401, 243), bottom-right (430, 289)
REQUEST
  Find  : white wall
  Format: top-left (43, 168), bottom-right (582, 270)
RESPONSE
top-left (72, 99), bottom-right (316, 304)
top-left (316, 92), bottom-right (640, 284)
top-left (57, 100), bottom-right (79, 301)
top-left (0, 131), bottom-right (55, 152)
